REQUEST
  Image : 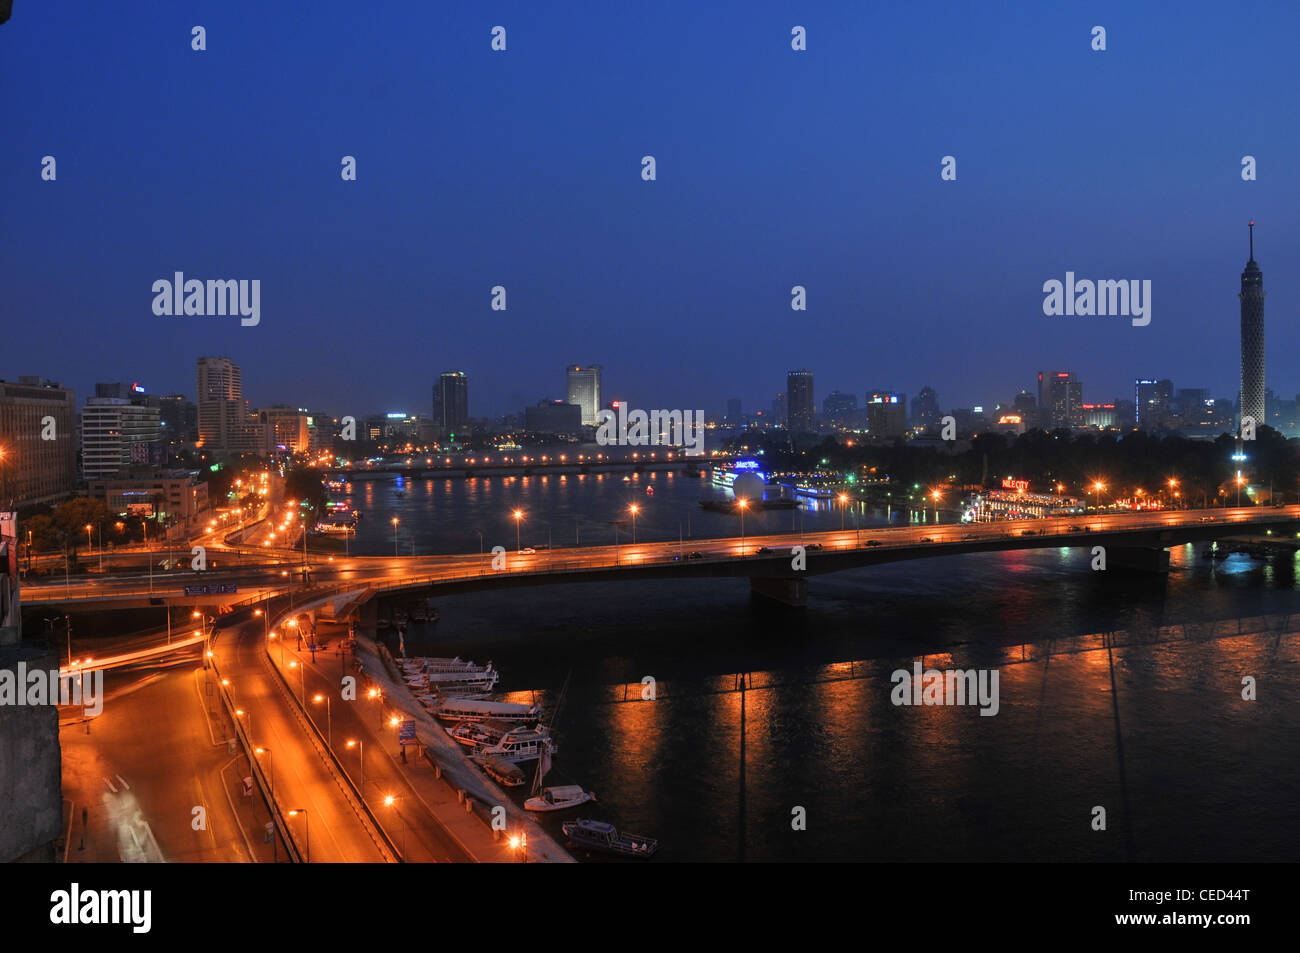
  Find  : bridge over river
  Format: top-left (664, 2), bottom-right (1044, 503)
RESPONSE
top-left (23, 506), bottom-right (1300, 610)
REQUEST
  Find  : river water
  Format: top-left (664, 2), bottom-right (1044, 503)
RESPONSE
top-left (338, 470), bottom-right (1300, 862)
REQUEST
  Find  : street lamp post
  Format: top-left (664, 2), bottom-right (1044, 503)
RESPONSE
top-left (288, 809), bottom-right (309, 863)
top-left (382, 794), bottom-right (407, 862)
top-left (738, 498), bottom-right (749, 555)
top-left (391, 517), bottom-right (399, 557)
top-left (288, 660), bottom-right (305, 702)
top-left (312, 693), bottom-right (332, 748)
top-left (255, 746), bottom-right (274, 794)
top-left (513, 509), bottom-right (523, 553)
top-left (346, 739), bottom-right (364, 793)
top-left (629, 504), bottom-right (639, 544)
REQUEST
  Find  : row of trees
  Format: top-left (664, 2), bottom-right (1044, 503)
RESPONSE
top-left (737, 427), bottom-right (1300, 503)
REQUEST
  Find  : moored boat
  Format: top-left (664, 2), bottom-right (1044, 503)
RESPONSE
top-left (475, 755), bottom-right (527, 787)
top-left (561, 819), bottom-right (658, 858)
top-left (525, 784), bottom-right (596, 812)
top-left (446, 720), bottom-right (556, 763)
top-left (427, 695), bottom-right (541, 724)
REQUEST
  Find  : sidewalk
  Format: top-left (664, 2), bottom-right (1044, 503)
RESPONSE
top-left (276, 629), bottom-right (573, 862)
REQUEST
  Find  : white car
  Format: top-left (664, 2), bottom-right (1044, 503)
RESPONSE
top-left (519, 547), bottom-right (537, 555)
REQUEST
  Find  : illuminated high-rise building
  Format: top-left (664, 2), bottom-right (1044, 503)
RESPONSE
top-left (565, 365), bottom-right (602, 426)
top-left (786, 370), bottom-right (815, 433)
top-left (1239, 221), bottom-right (1266, 430)
top-left (433, 370), bottom-right (469, 439)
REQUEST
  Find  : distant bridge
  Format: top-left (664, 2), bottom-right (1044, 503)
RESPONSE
top-left (337, 457), bottom-right (705, 480)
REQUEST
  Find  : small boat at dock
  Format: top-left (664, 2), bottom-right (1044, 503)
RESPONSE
top-left (475, 755), bottom-right (527, 787)
top-left (561, 819), bottom-right (658, 858)
top-left (525, 784), bottom-right (596, 812)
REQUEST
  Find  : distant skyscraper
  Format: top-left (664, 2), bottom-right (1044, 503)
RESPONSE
top-left (196, 356), bottom-right (243, 451)
top-left (1135, 379), bottom-right (1173, 429)
top-left (911, 386), bottom-right (940, 429)
top-left (565, 365), bottom-right (602, 426)
top-left (1239, 221), bottom-right (1265, 430)
top-left (726, 398), bottom-right (742, 427)
top-left (786, 370), bottom-right (814, 433)
top-left (822, 390), bottom-right (858, 429)
top-left (770, 392), bottom-right (787, 427)
top-left (433, 370), bottom-right (469, 439)
top-left (866, 391), bottom-right (907, 439)
top-left (1011, 390), bottom-right (1038, 427)
top-left (1037, 371), bottom-right (1081, 429)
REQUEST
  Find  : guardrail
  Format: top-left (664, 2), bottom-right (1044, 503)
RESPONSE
top-left (25, 509), bottom-right (1300, 601)
top-left (208, 652), bottom-right (303, 863)
top-left (260, 604), bottom-right (402, 863)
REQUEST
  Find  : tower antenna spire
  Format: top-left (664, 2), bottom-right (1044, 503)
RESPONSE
top-left (1249, 220), bottom-right (1255, 260)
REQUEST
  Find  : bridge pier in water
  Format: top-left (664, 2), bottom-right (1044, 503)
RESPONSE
top-left (1108, 546), bottom-right (1171, 573)
top-left (749, 576), bottom-right (808, 608)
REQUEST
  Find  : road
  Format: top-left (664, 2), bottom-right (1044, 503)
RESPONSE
top-left (60, 665), bottom-right (280, 862)
top-left (211, 612), bottom-right (392, 862)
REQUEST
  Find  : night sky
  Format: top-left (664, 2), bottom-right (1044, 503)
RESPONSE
top-left (4, 1), bottom-right (1298, 419)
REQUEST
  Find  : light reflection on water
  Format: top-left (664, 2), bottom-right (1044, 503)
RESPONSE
top-left (367, 475), bottom-right (1300, 861)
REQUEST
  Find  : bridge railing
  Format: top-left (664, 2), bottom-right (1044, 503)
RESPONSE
top-left (25, 509), bottom-right (1299, 600)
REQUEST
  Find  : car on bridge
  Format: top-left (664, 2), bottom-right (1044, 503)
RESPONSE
top-left (519, 547), bottom-right (537, 555)
top-left (866, 540), bottom-right (882, 547)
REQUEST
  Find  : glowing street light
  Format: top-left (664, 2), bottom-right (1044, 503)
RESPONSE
top-left (391, 516), bottom-right (400, 557)
top-left (628, 504), bottom-right (639, 544)
top-left (738, 497), bottom-right (749, 554)
top-left (287, 809), bottom-right (310, 862)
top-left (512, 509), bottom-right (524, 552)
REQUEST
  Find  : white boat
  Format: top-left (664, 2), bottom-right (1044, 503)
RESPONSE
top-left (428, 695), bottom-right (541, 724)
top-left (445, 721), bottom-right (555, 763)
top-left (400, 656), bottom-right (490, 674)
top-left (525, 784), bottom-right (596, 812)
top-left (314, 522), bottom-right (356, 535)
top-left (408, 665), bottom-right (499, 692)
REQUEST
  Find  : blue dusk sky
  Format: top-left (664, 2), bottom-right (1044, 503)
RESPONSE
top-left (3, 1), bottom-right (1298, 418)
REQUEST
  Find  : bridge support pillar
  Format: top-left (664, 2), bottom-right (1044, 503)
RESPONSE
top-left (1108, 546), bottom-right (1170, 573)
top-left (750, 576), bottom-right (807, 608)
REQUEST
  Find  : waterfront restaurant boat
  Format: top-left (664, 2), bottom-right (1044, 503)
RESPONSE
top-left (561, 819), bottom-right (658, 858)
top-left (406, 665), bottom-right (499, 692)
top-left (525, 784), bottom-right (597, 813)
top-left (400, 656), bottom-right (491, 675)
top-left (446, 721), bottom-right (556, 763)
top-left (426, 695), bottom-right (542, 725)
